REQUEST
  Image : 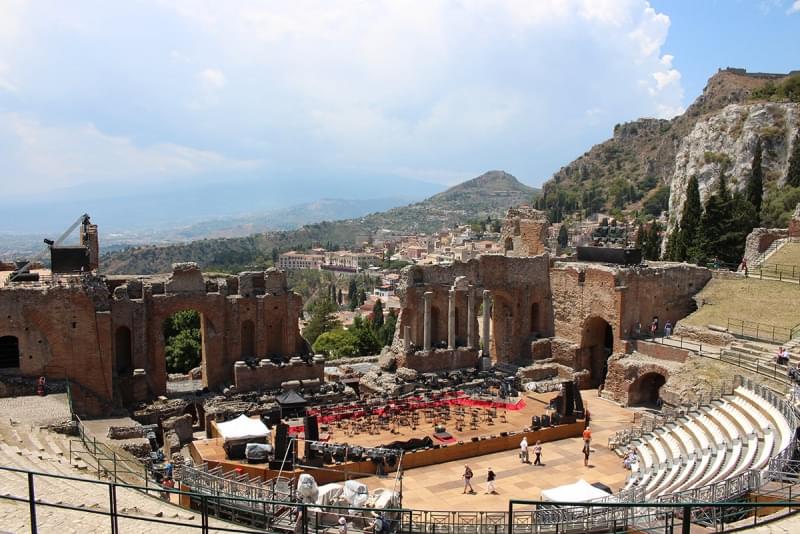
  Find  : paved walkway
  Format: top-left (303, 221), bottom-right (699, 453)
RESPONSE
top-left (356, 391), bottom-right (636, 511)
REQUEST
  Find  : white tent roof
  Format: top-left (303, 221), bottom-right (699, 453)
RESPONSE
top-left (540, 479), bottom-right (612, 503)
top-left (216, 414), bottom-right (270, 443)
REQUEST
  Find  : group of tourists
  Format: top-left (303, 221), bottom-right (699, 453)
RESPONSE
top-left (461, 465), bottom-right (497, 494)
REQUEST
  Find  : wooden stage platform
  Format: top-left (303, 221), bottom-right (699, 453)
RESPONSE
top-left (189, 392), bottom-right (585, 485)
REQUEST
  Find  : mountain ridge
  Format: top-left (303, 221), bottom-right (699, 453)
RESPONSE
top-left (101, 170), bottom-right (538, 274)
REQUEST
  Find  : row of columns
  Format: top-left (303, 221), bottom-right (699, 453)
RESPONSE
top-left (417, 287), bottom-right (492, 355)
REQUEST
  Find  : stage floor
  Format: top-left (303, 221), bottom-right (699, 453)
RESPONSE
top-left (314, 393), bottom-right (548, 449)
top-left (192, 391), bottom-right (553, 468)
top-left (355, 390), bottom-right (636, 511)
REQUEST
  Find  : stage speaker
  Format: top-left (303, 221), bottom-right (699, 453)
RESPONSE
top-left (305, 415), bottom-right (320, 442)
top-left (274, 423), bottom-right (292, 462)
top-left (573, 383), bottom-right (585, 414)
top-left (532, 416), bottom-right (541, 430)
top-left (551, 412), bottom-right (562, 426)
top-left (541, 414), bottom-right (551, 427)
top-left (562, 381), bottom-right (575, 417)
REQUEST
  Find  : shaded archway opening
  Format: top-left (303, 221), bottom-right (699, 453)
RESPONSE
top-left (504, 237), bottom-right (513, 252)
top-left (431, 306), bottom-right (442, 348)
top-left (530, 302), bottom-right (540, 335)
top-left (241, 320), bottom-right (255, 359)
top-left (0, 336), bottom-right (20, 369)
top-left (114, 327), bottom-right (132, 376)
top-left (628, 372), bottom-right (666, 407)
top-left (582, 317), bottom-right (614, 388)
top-left (163, 310), bottom-right (203, 375)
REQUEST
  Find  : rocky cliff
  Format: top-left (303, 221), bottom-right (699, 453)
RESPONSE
top-left (537, 69), bottom-right (800, 232)
top-left (668, 102), bottom-right (800, 233)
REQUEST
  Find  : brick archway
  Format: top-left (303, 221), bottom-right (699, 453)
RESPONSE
top-left (628, 371), bottom-right (666, 407)
top-left (581, 316), bottom-right (613, 388)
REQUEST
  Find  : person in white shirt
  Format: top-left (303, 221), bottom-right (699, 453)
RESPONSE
top-left (519, 437), bottom-right (529, 463)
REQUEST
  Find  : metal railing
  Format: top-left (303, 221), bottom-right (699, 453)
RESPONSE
top-left (4, 464), bottom-right (800, 534)
top-left (727, 318), bottom-right (798, 343)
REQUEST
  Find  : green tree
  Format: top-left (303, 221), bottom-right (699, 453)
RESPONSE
top-left (557, 225), bottom-right (568, 248)
top-left (788, 131), bottom-right (800, 188)
top-left (635, 223), bottom-right (645, 249)
top-left (379, 309), bottom-right (398, 346)
top-left (303, 298), bottom-right (340, 346)
top-left (336, 288), bottom-right (343, 305)
top-left (670, 176), bottom-right (702, 262)
top-left (747, 139), bottom-right (764, 216)
top-left (642, 222), bottom-right (662, 261)
top-left (349, 316), bottom-right (382, 355)
top-left (699, 174), bottom-right (758, 266)
top-left (312, 329), bottom-right (359, 359)
top-left (271, 247), bottom-right (279, 264)
top-left (357, 289), bottom-right (367, 307)
top-left (372, 299), bottom-right (384, 330)
top-left (347, 279), bottom-right (358, 311)
top-left (163, 310), bottom-right (201, 373)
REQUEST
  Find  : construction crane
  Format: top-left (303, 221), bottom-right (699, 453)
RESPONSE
top-left (9, 213), bottom-right (91, 282)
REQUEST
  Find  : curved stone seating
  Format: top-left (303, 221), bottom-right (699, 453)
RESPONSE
top-left (624, 386), bottom-right (793, 499)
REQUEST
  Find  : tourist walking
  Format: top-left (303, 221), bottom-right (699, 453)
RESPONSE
top-left (338, 516), bottom-right (348, 534)
top-left (533, 440), bottom-right (543, 466)
top-left (520, 437), bottom-right (529, 463)
top-left (462, 465), bottom-right (475, 494)
top-left (486, 467), bottom-right (498, 494)
top-left (583, 440), bottom-right (591, 467)
top-left (650, 316), bottom-right (659, 340)
top-left (664, 321), bottom-right (672, 338)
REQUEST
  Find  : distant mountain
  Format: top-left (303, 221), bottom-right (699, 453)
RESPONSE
top-left (100, 170), bottom-right (538, 274)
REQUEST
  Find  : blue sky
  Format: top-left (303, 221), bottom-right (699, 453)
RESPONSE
top-left (0, 0), bottom-right (798, 201)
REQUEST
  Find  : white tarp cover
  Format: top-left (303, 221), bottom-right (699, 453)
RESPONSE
top-left (216, 415), bottom-right (270, 444)
top-left (540, 479), bottom-right (611, 502)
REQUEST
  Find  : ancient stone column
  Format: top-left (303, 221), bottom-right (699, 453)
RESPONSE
top-left (467, 286), bottom-right (475, 349)
top-left (404, 325), bottom-right (411, 353)
top-left (448, 289), bottom-right (456, 350)
top-left (423, 291), bottom-right (433, 351)
top-left (482, 290), bottom-right (491, 357)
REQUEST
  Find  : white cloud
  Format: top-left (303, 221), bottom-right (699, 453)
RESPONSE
top-left (789, 1), bottom-right (800, 14)
top-left (199, 68), bottom-right (226, 89)
top-left (1, 0), bottom-right (686, 191)
top-left (0, 113), bottom-right (261, 194)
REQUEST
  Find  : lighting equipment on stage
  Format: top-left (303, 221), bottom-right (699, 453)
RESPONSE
top-left (541, 414), bottom-right (551, 427)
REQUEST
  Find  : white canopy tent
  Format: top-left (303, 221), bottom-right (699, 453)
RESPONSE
top-left (540, 479), bottom-right (612, 502)
top-left (216, 414), bottom-right (270, 444)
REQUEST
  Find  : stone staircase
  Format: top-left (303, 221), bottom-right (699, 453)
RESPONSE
top-left (721, 339), bottom-right (800, 369)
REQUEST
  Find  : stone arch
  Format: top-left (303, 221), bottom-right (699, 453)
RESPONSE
top-left (628, 371), bottom-right (666, 407)
top-left (241, 320), bottom-right (255, 358)
top-left (504, 237), bottom-right (514, 252)
top-left (581, 316), bottom-right (614, 388)
top-left (114, 326), bottom-right (133, 376)
top-left (0, 335), bottom-right (20, 369)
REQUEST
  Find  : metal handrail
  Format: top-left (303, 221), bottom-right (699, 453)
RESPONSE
top-left (3, 464), bottom-right (799, 534)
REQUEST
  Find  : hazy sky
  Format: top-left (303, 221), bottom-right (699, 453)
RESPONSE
top-left (1, 0), bottom-right (798, 198)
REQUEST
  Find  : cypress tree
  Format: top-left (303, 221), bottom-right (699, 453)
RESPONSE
top-left (788, 131), bottom-right (800, 188)
top-left (372, 299), bottom-right (384, 330)
top-left (746, 139), bottom-right (764, 215)
top-left (672, 176), bottom-right (702, 261)
top-left (558, 225), bottom-right (569, 248)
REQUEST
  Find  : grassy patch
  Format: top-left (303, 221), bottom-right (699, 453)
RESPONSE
top-left (681, 277), bottom-right (800, 330)
top-left (764, 242), bottom-right (800, 270)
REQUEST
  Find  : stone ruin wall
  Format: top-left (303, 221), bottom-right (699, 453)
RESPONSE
top-left (396, 256), bottom-right (711, 388)
top-left (233, 356), bottom-right (325, 392)
top-left (395, 254), bottom-right (553, 368)
top-left (500, 206), bottom-right (550, 257)
top-left (0, 264), bottom-right (307, 416)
